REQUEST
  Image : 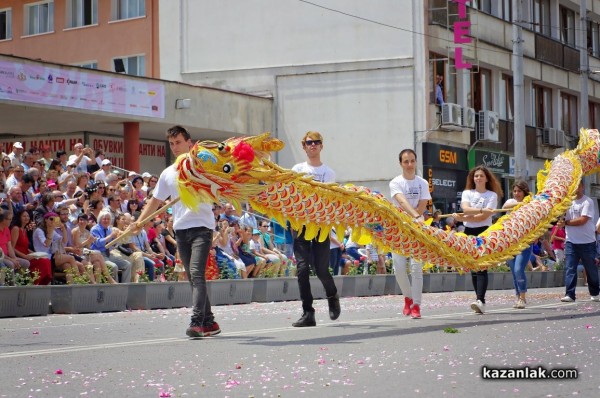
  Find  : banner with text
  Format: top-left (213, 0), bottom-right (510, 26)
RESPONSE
top-left (0, 60), bottom-right (165, 118)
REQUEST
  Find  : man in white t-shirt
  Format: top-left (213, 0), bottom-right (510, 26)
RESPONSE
top-left (389, 148), bottom-right (431, 319)
top-left (561, 181), bottom-right (599, 302)
top-left (133, 125), bottom-right (219, 338)
top-left (69, 143), bottom-right (93, 175)
top-left (290, 131), bottom-right (340, 327)
top-left (94, 159), bottom-right (112, 183)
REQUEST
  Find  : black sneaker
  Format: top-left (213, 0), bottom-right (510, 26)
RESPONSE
top-left (186, 321), bottom-right (221, 338)
top-left (327, 294), bottom-right (341, 320)
top-left (292, 311), bottom-right (316, 327)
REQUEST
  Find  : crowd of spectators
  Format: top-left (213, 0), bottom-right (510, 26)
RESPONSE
top-left (0, 141), bottom-right (179, 286)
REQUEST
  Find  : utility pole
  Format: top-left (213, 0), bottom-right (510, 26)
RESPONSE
top-left (580, 0), bottom-right (589, 137)
top-left (512, 0), bottom-right (526, 181)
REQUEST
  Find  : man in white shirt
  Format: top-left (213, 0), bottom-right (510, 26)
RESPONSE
top-left (94, 159), bottom-right (112, 183)
top-left (290, 131), bottom-right (340, 327)
top-left (8, 141), bottom-right (24, 168)
top-left (389, 148), bottom-right (431, 319)
top-left (69, 143), bottom-right (93, 175)
top-left (133, 125), bottom-right (219, 338)
top-left (561, 181), bottom-right (599, 302)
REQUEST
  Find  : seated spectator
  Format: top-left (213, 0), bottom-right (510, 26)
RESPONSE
top-left (87, 199), bottom-right (104, 225)
top-left (213, 219), bottom-right (246, 278)
top-left (111, 214), bottom-right (144, 282)
top-left (239, 203), bottom-right (258, 229)
top-left (130, 217), bottom-right (159, 282)
top-left (33, 212), bottom-right (90, 284)
top-left (220, 203), bottom-right (240, 224)
top-left (58, 161), bottom-right (77, 190)
top-left (259, 221), bottom-right (288, 276)
top-left (0, 209), bottom-right (30, 278)
top-left (131, 176), bottom-right (146, 203)
top-left (10, 210), bottom-right (52, 285)
top-left (249, 229), bottom-right (274, 276)
top-left (234, 226), bottom-right (259, 277)
top-left (344, 229), bottom-right (362, 262)
top-left (148, 220), bottom-right (176, 267)
top-left (90, 211), bottom-right (132, 283)
top-left (71, 214), bottom-right (116, 284)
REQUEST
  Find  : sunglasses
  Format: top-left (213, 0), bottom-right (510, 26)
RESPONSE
top-left (304, 140), bottom-right (322, 146)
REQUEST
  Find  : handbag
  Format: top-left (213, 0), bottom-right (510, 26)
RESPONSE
top-left (117, 245), bottom-right (133, 256)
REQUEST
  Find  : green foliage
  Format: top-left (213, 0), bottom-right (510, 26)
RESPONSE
top-left (1, 268), bottom-right (40, 286)
top-left (65, 267), bottom-right (92, 284)
top-left (444, 327), bottom-right (459, 334)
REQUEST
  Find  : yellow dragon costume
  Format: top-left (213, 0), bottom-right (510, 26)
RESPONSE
top-left (174, 128), bottom-right (600, 271)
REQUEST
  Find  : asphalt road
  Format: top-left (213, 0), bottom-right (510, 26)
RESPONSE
top-left (1, 287), bottom-right (598, 398)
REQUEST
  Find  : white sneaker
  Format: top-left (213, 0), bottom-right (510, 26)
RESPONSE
top-left (590, 296), bottom-right (599, 302)
top-left (560, 296), bottom-right (575, 302)
top-left (515, 299), bottom-right (526, 309)
top-left (470, 300), bottom-right (485, 314)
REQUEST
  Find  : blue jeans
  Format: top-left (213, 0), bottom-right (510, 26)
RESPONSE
top-left (507, 245), bottom-right (531, 295)
top-left (564, 241), bottom-right (600, 300)
top-left (329, 247), bottom-right (342, 275)
top-left (142, 257), bottom-right (155, 281)
top-left (176, 227), bottom-right (214, 326)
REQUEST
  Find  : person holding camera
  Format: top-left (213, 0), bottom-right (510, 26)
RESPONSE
top-left (33, 211), bottom-right (92, 284)
top-left (69, 143), bottom-right (94, 175)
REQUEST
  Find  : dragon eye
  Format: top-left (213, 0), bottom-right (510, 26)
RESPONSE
top-left (223, 163), bottom-right (234, 173)
top-left (217, 143), bottom-right (230, 154)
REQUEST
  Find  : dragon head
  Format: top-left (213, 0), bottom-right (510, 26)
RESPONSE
top-left (176, 132), bottom-right (285, 212)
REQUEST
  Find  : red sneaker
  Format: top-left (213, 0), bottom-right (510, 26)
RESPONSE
top-left (186, 321), bottom-right (221, 338)
top-left (410, 304), bottom-right (421, 319)
top-left (403, 297), bottom-right (413, 316)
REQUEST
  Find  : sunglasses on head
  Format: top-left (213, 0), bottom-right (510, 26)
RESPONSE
top-left (304, 140), bottom-right (322, 146)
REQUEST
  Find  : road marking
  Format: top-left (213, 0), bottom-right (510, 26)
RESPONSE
top-left (0, 302), bottom-right (579, 359)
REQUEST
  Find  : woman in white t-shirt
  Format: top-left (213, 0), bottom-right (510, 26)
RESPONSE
top-left (453, 165), bottom-right (503, 315)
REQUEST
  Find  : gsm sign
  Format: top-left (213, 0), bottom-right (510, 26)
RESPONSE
top-left (439, 150), bottom-right (458, 164)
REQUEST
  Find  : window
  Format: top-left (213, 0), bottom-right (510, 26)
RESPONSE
top-left (560, 93), bottom-right (577, 135)
top-left (114, 55), bottom-right (145, 76)
top-left (75, 62), bottom-right (98, 69)
top-left (560, 6), bottom-right (576, 47)
top-left (467, 67), bottom-right (492, 112)
top-left (470, 0), bottom-right (491, 14)
top-left (24, 1), bottom-right (54, 36)
top-left (0, 8), bottom-right (11, 40)
top-left (66, 0), bottom-right (97, 28)
top-left (532, 85), bottom-right (552, 128)
top-left (499, 74), bottom-right (514, 121)
top-left (588, 20), bottom-right (600, 58)
top-left (531, 0), bottom-right (551, 36)
top-left (589, 102), bottom-right (600, 129)
top-left (429, 53), bottom-right (456, 105)
top-left (112, 0), bottom-right (145, 20)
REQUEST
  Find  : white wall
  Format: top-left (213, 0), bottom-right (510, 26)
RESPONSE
top-left (160, 0), bottom-right (412, 80)
top-left (158, 0), bottom-right (417, 185)
top-left (275, 67), bottom-right (414, 183)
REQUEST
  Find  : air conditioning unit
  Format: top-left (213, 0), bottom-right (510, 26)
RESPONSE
top-left (462, 107), bottom-right (476, 130)
top-left (542, 128), bottom-right (556, 146)
top-left (555, 130), bottom-right (565, 148)
top-left (441, 103), bottom-right (462, 129)
top-left (477, 110), bottom-right (499, 142)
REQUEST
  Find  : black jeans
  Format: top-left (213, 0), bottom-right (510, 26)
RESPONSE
top-left (176, 227), bottom-right (214, 326)
top-left (293, 228), bottom-right (337, 313)
top-left (465, 226), bottom-right (489, 304)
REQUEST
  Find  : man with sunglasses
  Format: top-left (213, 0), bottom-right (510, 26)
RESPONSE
top-left (290, 131), bottom-right (340, 327)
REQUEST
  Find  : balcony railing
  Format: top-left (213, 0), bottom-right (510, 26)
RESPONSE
top-left (534, 34), bottom-right (580, 73)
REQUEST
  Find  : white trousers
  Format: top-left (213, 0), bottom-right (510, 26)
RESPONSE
top-left (392, 253), bottom-right (423, 305)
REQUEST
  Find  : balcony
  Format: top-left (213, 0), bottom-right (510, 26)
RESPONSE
top-left (535, 34), bottom-right (580, 73)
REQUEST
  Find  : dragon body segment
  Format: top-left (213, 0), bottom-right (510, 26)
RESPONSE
top-left (175, 129), bottom-right (600, 270)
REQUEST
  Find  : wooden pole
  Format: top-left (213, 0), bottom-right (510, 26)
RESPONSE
top-left (106, 198), bottom-right (181, 248)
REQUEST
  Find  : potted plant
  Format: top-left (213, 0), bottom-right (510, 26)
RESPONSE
top-left (0, 269), bottom-right (50, 318)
